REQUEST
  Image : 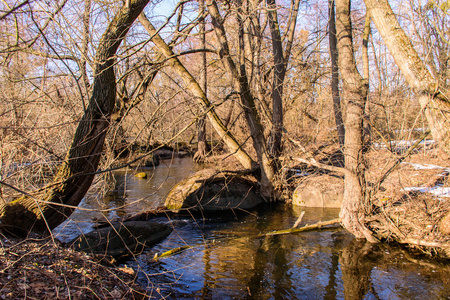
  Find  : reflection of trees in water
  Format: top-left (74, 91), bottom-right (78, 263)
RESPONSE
top-left (244, 235), bottom-right (292, 299)
top-left (103, 173), bottom-right (128, 218)
top-left (339, 239), bottom-right (381, 300)
top-left (244, 208), bottom-right (295, 299)
top-left (131, 205), bottom-right (450, 299)
top-left (323, 233), bottom-right (341, 299)
top-left (338, 240), bottom-right (450, 299)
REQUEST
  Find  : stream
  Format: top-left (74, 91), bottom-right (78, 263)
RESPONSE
top-left (54, 157), bottom-right (450, 299)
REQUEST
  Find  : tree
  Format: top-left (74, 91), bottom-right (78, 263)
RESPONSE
top-left (138, 11), bottom-right (257, 171)
top-left (193, 0), bottom-right (210, 162)
top-left (0, 0), bottom-right (150, 236)
top-left (364, 0), bottom-right (450, 153)
top-left (266, 0), bottom-right (300, 157)
top-left (328, 0), bottom-right (345, 147)
top-left (335, 0), bottom-right (377, 242)
top-left (207, 0), bottom-right (277, 198)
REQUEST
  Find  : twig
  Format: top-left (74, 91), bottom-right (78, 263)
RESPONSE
top-left (397, 238), bottom-right (449, 248)
top-left (292, 157), bottom-right (347, 174)
top-left (292, 211), bottom-right (305, 228)
top-left (153, 245), bottom-right (192, 260)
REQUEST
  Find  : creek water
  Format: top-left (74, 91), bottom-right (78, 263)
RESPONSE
top-left (54, 157), bottom-right (450, 300)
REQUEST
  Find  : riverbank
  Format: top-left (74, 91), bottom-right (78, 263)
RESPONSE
top-left (0, 235), bottom-right (149, 299)
top-left (283, 141), bottom-right (450, 258)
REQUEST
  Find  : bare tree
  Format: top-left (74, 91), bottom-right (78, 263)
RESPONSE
top-left (365, 0), bottom-right (450, 153)
top-left (0, 0), bottom-right (151, 236)
top-left (193, 0), bottom-right (210, 162)
top-left (268, 0), bottom-right (300, 158)
top-left (138, 11), bottom-right (257, 170)
top-left (207, 0), bottom-right (276, 198)
top-left (336, 0), bottom-right (377, 242)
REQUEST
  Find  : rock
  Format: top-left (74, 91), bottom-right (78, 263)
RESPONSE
top-left (144, 154), bottom-right (160, 168)
top-left (69, 221), bottom-right (172, 259)
top-left (164, 169), bottom-right (263, 212)
top-left (292, 174), bottom-right (343, 208)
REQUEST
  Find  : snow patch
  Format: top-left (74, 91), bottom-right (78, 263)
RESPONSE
top-left (373, 139), bottom-right (435, 149)
top-left (403, 186), bottom-right (450, 198)
top-left (402, 162), bottom-right (450, 172)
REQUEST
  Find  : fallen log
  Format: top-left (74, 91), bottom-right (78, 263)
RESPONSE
top-left (258, 218), bottom-right (342, 237)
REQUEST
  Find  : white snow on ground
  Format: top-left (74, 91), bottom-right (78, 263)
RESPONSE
top-left (373, 139), bottom-right (435, 149)
top-left (402, 162), bottom-right (450, 172)
top-left (401, 162), bottom-right (450, 198)
top-left (403, 186), bottom-right (450, 198)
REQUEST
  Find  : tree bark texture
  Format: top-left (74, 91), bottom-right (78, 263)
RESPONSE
top-left (328, 0), bottom-right (345, 147)
top-left (335, 0), bottom-right (377, 242)
top-left (267, 0), bottom-right (285, 158)
top-left (194, 0), bottom-right (210, 162)
top-left (364, 0), bottom-right (450, 152)
top-left (138, 12), bottom-right (256, 170)
top-left (0, 0), bottom-right (150, 236)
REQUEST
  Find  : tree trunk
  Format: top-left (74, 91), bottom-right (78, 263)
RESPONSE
top-left (362, 12), bottom-right (371, 149)
top-left (0, 0), bottom-right (150, 237)
top-left (335, 0), bottom-right (377, 242)
top-left (364, 0), bottom-right (450, 152)
top-left (328, 0), bottom-right (345, 147)
top-left (207, 0), bottom-right (276, 199)
top-left (194, 0), bottom-right (210, 163)
top-left (138, 13), bottom-right (256, 170)
top-left (267, 0), bottom-right (285, 158)
top-left (267, 0), bottom-right (300, 158)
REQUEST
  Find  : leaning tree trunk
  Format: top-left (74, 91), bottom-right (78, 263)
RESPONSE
top-left (335, 0), bottom-right (377, 242)
top-left (138, 12), bottom-right (256, 170)
top-left (0, 0), bottom-right (150, 237)
top-left (364, 0), bottom-right (450, 152)
top-left (206, 0), bottom-right (276, 199)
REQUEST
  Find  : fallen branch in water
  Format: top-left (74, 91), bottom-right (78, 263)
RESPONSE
top-left (397, 238), bottom-right (450, 249)
top-left (150, 218), bottom-right (343, 260)
top-left (153, 245), bottom-right (192, 260)
top-left (292, 211), bottom-right (305, 228)
top-left (259, 218), bottom-right (342, 237)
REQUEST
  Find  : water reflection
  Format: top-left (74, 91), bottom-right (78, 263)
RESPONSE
top-left (132, 205), bottom-right (449, 299)
top-left (53, 157), bottom-right (202, 242)
top-left (52, 157), bottom-right (449, 299)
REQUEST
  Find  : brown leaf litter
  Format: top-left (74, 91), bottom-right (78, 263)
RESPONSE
top-left (0, 235), bottom-right (149, 299)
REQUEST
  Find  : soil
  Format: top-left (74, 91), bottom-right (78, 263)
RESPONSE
top-left (0, 235), bottom-right (149, 299)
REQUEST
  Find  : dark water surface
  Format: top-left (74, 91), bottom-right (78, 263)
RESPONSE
top-left (54, 157), bottom-right (450, 299)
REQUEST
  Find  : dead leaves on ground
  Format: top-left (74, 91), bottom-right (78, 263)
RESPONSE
top-left (0, 236), bottom-right (148, 299)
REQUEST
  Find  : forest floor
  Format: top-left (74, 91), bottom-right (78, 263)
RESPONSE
top-left (0, 235), bottom-right (149, 299)
top-left (284, 140), bottom-right (450, 259)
